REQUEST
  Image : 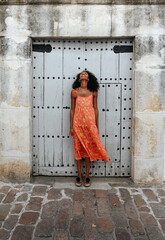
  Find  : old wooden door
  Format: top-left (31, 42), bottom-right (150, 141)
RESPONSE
top-left (32, 38), bottom-right (133, 177)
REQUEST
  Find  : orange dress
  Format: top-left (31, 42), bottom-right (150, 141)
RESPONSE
top-left (72, 89), bottom-right (110, 162)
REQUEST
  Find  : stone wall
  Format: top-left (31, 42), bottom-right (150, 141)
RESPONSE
top-left (0, 1), bottom-right (164, 184)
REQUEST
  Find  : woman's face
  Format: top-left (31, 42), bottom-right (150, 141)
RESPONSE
top-left (79, 71), bottom-right (89, 81)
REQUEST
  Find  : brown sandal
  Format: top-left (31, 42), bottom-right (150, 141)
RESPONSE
top-left (84, 178), bottom-right (91, 187)
top-left (75, 177), bottom-right (82, 187)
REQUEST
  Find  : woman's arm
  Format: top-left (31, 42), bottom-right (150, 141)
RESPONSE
top-left (70, 89), bottom-right (76, 137)
top-left (93, 91), bottom-right (99, 131)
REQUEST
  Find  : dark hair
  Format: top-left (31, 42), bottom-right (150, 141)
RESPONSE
top-left (72, 70), bottom-right (100, 92)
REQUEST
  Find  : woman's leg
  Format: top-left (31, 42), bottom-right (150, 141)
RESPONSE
top-left (85, 157), bottom-right (91, 178)
top-left (76, 159), bottom-right (82, 178)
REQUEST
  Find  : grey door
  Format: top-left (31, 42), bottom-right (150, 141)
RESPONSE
top-left (32, 38), bottom-right (133, 177)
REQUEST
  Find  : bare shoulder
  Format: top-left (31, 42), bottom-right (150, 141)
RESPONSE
top-left (71, 89), bottom-right (77, 98)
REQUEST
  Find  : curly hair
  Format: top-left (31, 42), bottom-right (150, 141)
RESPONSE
top-left (72, 70), bottom-right (100, 92)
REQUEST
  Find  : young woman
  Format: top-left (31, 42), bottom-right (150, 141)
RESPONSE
top-left (70, 70), bottom-right (110, 187)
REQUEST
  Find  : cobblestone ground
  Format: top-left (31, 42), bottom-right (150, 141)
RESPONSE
top-left (0, 179), bottom-right (165, 240)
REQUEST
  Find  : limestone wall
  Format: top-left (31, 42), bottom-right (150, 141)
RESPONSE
top-left (0, 2), bottom-right (164, 184)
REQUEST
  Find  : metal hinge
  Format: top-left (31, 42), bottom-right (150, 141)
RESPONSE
top-left (113, 45), bottom-right (133, 54)
top-left (32, 44), bottom-right (52, 53)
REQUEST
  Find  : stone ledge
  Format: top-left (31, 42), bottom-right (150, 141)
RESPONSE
top-left (29, 176), bottom-right (165, 189)
top-left (0, 0), bottom-right (165, 5)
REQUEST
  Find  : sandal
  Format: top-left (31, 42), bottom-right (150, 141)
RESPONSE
top-left (75, 177), bottom-right (82, 187)
top-left (84, 177), bottom-right (91, 187)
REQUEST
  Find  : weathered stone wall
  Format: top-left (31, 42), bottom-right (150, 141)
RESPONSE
top-left (0, 2), bottom-right (164, 184)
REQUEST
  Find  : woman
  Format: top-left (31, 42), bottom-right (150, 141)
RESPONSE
top-left (70, 70), bottom-right (110, 187)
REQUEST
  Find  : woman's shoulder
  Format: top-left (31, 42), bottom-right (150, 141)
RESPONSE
top-left (71, 89), bottom-right (78, 98)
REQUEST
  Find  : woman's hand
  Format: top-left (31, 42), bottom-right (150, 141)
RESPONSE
top-left (70, 128), bottom-right (74, 138)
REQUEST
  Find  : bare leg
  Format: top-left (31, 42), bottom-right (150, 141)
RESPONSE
top-left (85, 157), bottom-right (91, 178)
top-left (76, 159), bottom-right (82, 178)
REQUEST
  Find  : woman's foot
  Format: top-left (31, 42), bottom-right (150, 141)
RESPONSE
top-left (75, 176), bottom-right (82, 187)
top-left (84, 177), bottom-right (90, 187)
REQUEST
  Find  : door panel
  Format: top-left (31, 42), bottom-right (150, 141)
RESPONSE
top-left (32, 38), bottom-right (133, 177)
top-left (105, 84), bottom-right (121, 176)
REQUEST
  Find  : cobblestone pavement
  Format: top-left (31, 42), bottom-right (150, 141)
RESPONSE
top-left (0, 177), bottom-right (165, 240)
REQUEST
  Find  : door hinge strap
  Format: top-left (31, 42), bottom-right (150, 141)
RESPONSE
top-left (32, 44), bottom-right (52, 53)
top-left (113, 45), bottom-right (133, 54)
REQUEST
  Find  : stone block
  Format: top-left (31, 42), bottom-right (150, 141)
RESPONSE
top-left (134, 70), bottom-right (165, 113)
top-left (19, 211), bottom-right (39, 224)
top-left (97, 198), bottom-right (110, 216)
top-left (133, 194), bottom-right (146, 207)
top-left (145, 226), bottom-right (165, 240)
top-left (73, 191), bottom-right (83, 200)
top-left (25, 197), bottom-right (43, 211)
top-left (134, 35), bottom-right (165, 62)
top-left (83, 195), bottom-right (97, 209)
top-left (85, 209), bottom-right (96, 224)
top-left (138, 206), bottom-right (150, 212)
top-left (124, 201), bottom-right (138, 219)
top-left (97, 232), bottom-right (114, 240)
top-left (0, 107), bottom-right (31, 158)
top-left (0, 186), bottom-right (11, 194)
top-left (11, 225), bottom-right (34, 240)
top-left (133, 156), bottom-right (164, 185)
top-left (0, 228), bottom-right (10, 240)
top-left (53, 231), bottom-right (68, 240)
top-left (157, 189), bottom-right (165, 196)
top-left (70, 215), bottom-right (84, 237)
top-left (84, 225), bottom-right (97, 240)
top-left (22, 184), bottom-right (33, 192)
top-left (140, 213), bottom-right (157, 225)
top-left (95, 189), bottom-right (107, 198)
top-left (134, 114), bottom-right (164, 158)
top-left (0, 37), bottom-right (31, 60)
top-left (0, 193), bottom-right (5, 202)
top-left (31, 185), bottom-right (47, 196)
top-left (115, 227), bottom-right (131, 240)
top-left (150, 202), bottom-right (165, 218)
top-left (73, 201), bottom-right (83, 215)
top-left (41, 201), bottom-right (58, 219)
top-left (0, 6), bottom-right (7, 34)
top-left (112, 6), bottom-right (165, 36)
top-left (98, 217), bottom-right (114, 233)
top-left (160, 198), bottom-right (165, 205)
top-left (129, 219), bottom-right (144, 235)
top-left (58, 199), bottom-right (72, 209)
top-left (119, 188), bottom-right (132, 201)
top-left (35, 218), bottom-right (54, 237)
top-left (1, 0), bottom-right (165, 5)
top-left (0, 157), bottom-right (31, 182)
top-left (27, 5), bottom-right (112, 37)
top-left (159, 219), bottom-right (165, 233)
top-left (16, 193), bottom-right (28, 201)
top-left (3, 189), bottom-right (19, 203)
top-left (11, 203), bottom-right (23, 214)
top-left (55, 209), bottom-right (69, 230)
top-left (109, 194), bottom-right (121, 208)
top-left (3, 214), bottom-right (19, 230)
top-left (47, 188), bottom-right (62, 199)
top-left (0, 60), bottom-right (31, 107)
top-left (142, 189), bottom-right (158, 201)
top-left (110, 209), bottom-right (128, 228)
top-left (107, 188), bottom-right (117, 194)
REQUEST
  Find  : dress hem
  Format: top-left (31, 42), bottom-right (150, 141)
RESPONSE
top-left (75, 158), bottom-right (110, 163)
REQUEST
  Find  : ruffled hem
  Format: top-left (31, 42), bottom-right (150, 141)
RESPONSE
top-left (75, 157), bottom-right (110, 163)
